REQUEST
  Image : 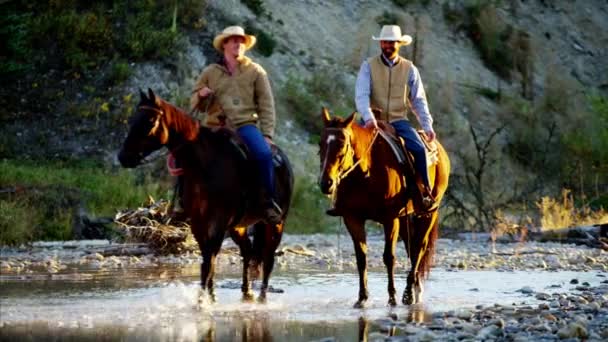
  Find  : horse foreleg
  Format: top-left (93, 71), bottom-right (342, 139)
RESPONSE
top-left (345, 215), bottom-right (368, 308)
top-left (258, 221), bottom-right (283, 303)
top-left (383, 218), bottom-right (400, 306)
top-left (199, 231), bottom-right (224, 303)
top-left (230, 226), bottom-right (255, 302)
top-left (400, 216), bottom-right (415, 305)
top-left (414, 277), bottom-right (424, 304)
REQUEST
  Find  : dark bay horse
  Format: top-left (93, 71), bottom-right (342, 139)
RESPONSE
top-left (118, 89), bottom-right (294, 302)
top-left (318, 108), bottom-right (450, 307)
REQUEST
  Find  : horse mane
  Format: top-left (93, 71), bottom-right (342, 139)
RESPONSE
top-left (157, 98), bottom-right (199, 142)
top-left (349, 122), bottom-right (376, 161)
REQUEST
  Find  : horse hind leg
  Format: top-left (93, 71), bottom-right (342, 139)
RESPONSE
top-left (402, 212), bottom-right (439, 305)
top-left (414, 278), bottom-right (424, 304)
top-left (256, 221), bottom-right (284, 303)
top-left (229, 226), bottom-right (255, 302)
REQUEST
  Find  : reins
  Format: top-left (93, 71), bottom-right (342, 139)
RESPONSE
top-left (324, 127), bottom-right (379, 213)
top-left (334, 128), bottom-right (379, 182)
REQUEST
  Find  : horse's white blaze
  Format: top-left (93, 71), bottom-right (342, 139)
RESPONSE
top-left (320, 134), bottom-right (336, 183)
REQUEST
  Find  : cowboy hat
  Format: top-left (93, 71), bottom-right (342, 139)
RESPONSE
top-left (372, 25), bottom-right (412, 45)
top-left (213, 26), bottom-right (257, 51)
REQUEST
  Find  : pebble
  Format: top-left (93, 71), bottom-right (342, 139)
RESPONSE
top-left (1, 235), bottom-right (607, 340)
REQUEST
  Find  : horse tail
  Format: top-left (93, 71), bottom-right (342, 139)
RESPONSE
top-left (413, 210), bottom-right (439, 279)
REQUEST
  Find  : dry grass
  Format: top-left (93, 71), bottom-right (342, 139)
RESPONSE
top-left (537, 189), bottom-right (607, 230)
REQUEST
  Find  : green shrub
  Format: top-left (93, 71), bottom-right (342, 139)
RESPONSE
top-left (3, 0), bottom-right (186, 79)
top-left (0, 159), bottom-right (167, 245)
top-left (286, 176), bottom-right (334, 234)
top-left (29, 9), bottom-right (113, 71)
top-left (376, 10), bottom-right (400, 27)
top-left (443, 1), bottom-right (522, 80)
top-left (241, 0), bottom-right (266, 16)
top-left (0, 12), bottom-right (34, 78)
top-left (469, 4), bottom-right (514, 79)
top-left (122, 13), bottom-right (178, 60)
top-left (391, 0), bottom-right (409, 7)
top-left (559, 94), bottom-right (608, 193)
top-left (109, 60), bottom-right (132, 85)
top-left (245, 25), bottom-right (277, 57)
top-left (0, 200), bottom-right (38, 246)
top-left (283, 68), bottom-right (354, 139)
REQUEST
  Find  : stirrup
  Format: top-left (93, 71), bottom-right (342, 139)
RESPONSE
top-left (264, 200), bottom-right (283, 225)
top-left (420, 195), bottom-right (438, 213)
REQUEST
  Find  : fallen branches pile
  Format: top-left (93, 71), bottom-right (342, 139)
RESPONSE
top-left (114, 198), bottom-right (197, 254)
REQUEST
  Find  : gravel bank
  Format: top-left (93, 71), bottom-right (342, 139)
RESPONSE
top-left (2, 234), bottom-right (607, 341)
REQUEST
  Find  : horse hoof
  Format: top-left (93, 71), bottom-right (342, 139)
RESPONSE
top-left (197, 292), bottom-right (216, 307)
top-left (388, 297), bottom-right (397, 307)
top-left (242, 292), bottom-right (255, 303)
top-left (257, 294), bottom-right (267, 304)
top-left (353, 300), bottom-right (367, 309)
top-left (209, 293), bottom-right (217, 304)
top-left (402, 295), bottom-right (413, 305)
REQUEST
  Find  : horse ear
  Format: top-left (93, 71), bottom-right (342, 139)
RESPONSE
top-left (321, 107), bottom-right (331, 126)
top-left (148, 88), bottom-right (156, 102)
top-left (344, 112), bottom-right (356, 127)
top-left (140, 89), bottom-right (147, 101)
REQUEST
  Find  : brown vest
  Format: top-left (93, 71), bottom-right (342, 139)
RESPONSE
top-left (368, 55), bottom-right (412, 122)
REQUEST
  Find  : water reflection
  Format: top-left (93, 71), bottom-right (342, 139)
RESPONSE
top-left (357, 305), bottom-right (432, 341)
top-left (1, 311), bottom-right (436, 342)
top-left (2, 269), bottom-right (602, 341)
top-left (406, 303), bottom-right (432, 323)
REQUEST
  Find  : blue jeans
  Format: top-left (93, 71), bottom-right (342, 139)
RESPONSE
top-left (237, 124), bottom-right (275, 198)
top-left (391, 120), bottom-right (430, 189)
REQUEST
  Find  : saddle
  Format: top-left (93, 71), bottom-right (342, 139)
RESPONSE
top-left (377, 125), bottom-right (439, 215)
top-left (195, 101), bottom-right (284, 167)
top-left (378, 127), bottom-right (439, 169)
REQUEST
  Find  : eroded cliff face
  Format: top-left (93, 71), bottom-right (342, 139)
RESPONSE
top-left (4, 0), bottom-right (606, 200)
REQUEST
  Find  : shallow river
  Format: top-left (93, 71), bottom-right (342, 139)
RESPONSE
top-left (0, 264), bottom-right (602, 341)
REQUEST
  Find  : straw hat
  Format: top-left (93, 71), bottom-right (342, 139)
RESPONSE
top-left (372, 25), bottom-right (412, 45)
top-left (212, 26), bottom-right (257, 51)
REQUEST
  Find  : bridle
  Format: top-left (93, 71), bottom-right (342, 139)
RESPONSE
top-left (127, 104), bottom-right (168, 166)
top-left (321, 127), bottom-right (379, 186)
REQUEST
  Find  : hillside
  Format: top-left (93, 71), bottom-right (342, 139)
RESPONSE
top-left (1, 0), bottom-right (606, 242)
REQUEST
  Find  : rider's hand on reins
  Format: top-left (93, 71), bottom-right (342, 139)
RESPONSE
top-left (364, 118), bottom-right (378, 130)
top-left (197, 87), bottom-right (214, 98)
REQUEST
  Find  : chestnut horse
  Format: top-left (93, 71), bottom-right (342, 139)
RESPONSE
top-left (118, 89), bottom-right (294, 302)
top-left (318, 108), bottom-right (450, 307)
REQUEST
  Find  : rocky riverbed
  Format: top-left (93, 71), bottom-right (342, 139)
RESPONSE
top-left (1, 234), bottom-right (607, 341)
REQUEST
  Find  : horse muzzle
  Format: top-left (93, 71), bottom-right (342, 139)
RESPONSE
top-left (117, 149), bottom-right (140, 168)
top-left (319, 178), bottom-right (336, 195)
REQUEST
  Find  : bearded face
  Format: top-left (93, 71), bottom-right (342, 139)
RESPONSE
top-left (380, 40), bottom-right (401, 60)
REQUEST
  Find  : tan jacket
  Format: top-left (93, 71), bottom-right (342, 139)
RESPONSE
top-left (368, 55), bottom-right (412, 123)
top-left (190, 56), bottom-right (276, 137)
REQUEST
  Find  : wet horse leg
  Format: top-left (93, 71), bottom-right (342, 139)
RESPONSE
top-left (399, 215), bottom-right (416, 305)
top-left (402, 212), bottom-right (438, 304)
top-left (229, 226), bottom-right (255, 301)
top-left (382, 217), bottom-right (400, 306)
top-left (198, 225), bottom-right (225, 303)
top-left (344, 215), bottom-right (368, 308)
top-left (258, 221), bottom-right (284, 302)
